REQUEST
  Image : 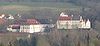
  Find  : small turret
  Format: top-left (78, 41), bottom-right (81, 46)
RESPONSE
top-left (80, 16), bottom-right (83, 22)
top-left (85, 19), bottom-right (91, 28)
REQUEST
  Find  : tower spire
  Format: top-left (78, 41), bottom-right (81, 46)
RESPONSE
top-left (80, 16), bottom-right (83, 21)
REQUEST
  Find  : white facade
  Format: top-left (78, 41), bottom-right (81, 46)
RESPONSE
top-left (20, 24), bottom-right (51, 33)
top-left (7, 23), bottom-right (53, 33)
top-left (85, 19), bottom-right (91, 28)
top-left (57, 20), bottom-right (80, 29)
top-left (79, 19), bottom-right (91, 29)
top-left (56, 12), bottom-right (91, 29)
top-left (20, 25), bottom-right (30, 33)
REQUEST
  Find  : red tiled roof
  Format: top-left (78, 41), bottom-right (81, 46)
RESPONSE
top-left (14, 19), bottom-right (40, 25)
top-left (0, 19), bottom-right (6, 24)
top-left (26, 19), bottom-right (40, 25)
top-left (12, 25), bottom-right (20, 29)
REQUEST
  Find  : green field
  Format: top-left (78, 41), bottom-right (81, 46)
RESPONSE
top-left (0, 2), bottom-right (82, 15)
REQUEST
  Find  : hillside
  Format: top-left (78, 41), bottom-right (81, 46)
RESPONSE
top-left (0, 2), bottom-right (83, 14)
top-left (0, 1), bottom-right (100, 46)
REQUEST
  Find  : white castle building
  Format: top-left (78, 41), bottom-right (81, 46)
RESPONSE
top-left (7, 19), bottom-right (53, 33)
top-left (56, 12), bottom-right (91, 29)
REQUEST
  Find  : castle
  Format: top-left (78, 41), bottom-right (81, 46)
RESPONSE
top-left (56, 12), bottom-right (91, 29)
top-left (7, 12), bottom-right (91, 33)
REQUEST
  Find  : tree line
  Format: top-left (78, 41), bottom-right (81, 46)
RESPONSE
top-left (0, 0), bottom-right (99, 3)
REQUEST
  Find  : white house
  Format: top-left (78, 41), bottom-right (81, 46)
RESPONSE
top-left (0, 14), bottom-right (5, 19)
top-left (7, 24), bottom-right (20, 32)
top-left (7, 14), bottom-right (14, 19)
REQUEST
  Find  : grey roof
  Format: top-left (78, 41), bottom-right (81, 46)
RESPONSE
top-left (72, 15), bottom-right (80, 20)
top-left (36, 19), bottom-right (50, 24)
top-left (20, 12), bottom-right (81, 24)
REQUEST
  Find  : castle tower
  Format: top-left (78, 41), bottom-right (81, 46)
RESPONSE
top-left (85, 19), bottom-right (91, 29)
top-left (79, 16), bottom-right (84, 28)
top-left (80, 16), bottom-right (83, 21)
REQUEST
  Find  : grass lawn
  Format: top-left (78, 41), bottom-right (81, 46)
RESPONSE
top-left (0, 2), bottom-right (83, 15)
